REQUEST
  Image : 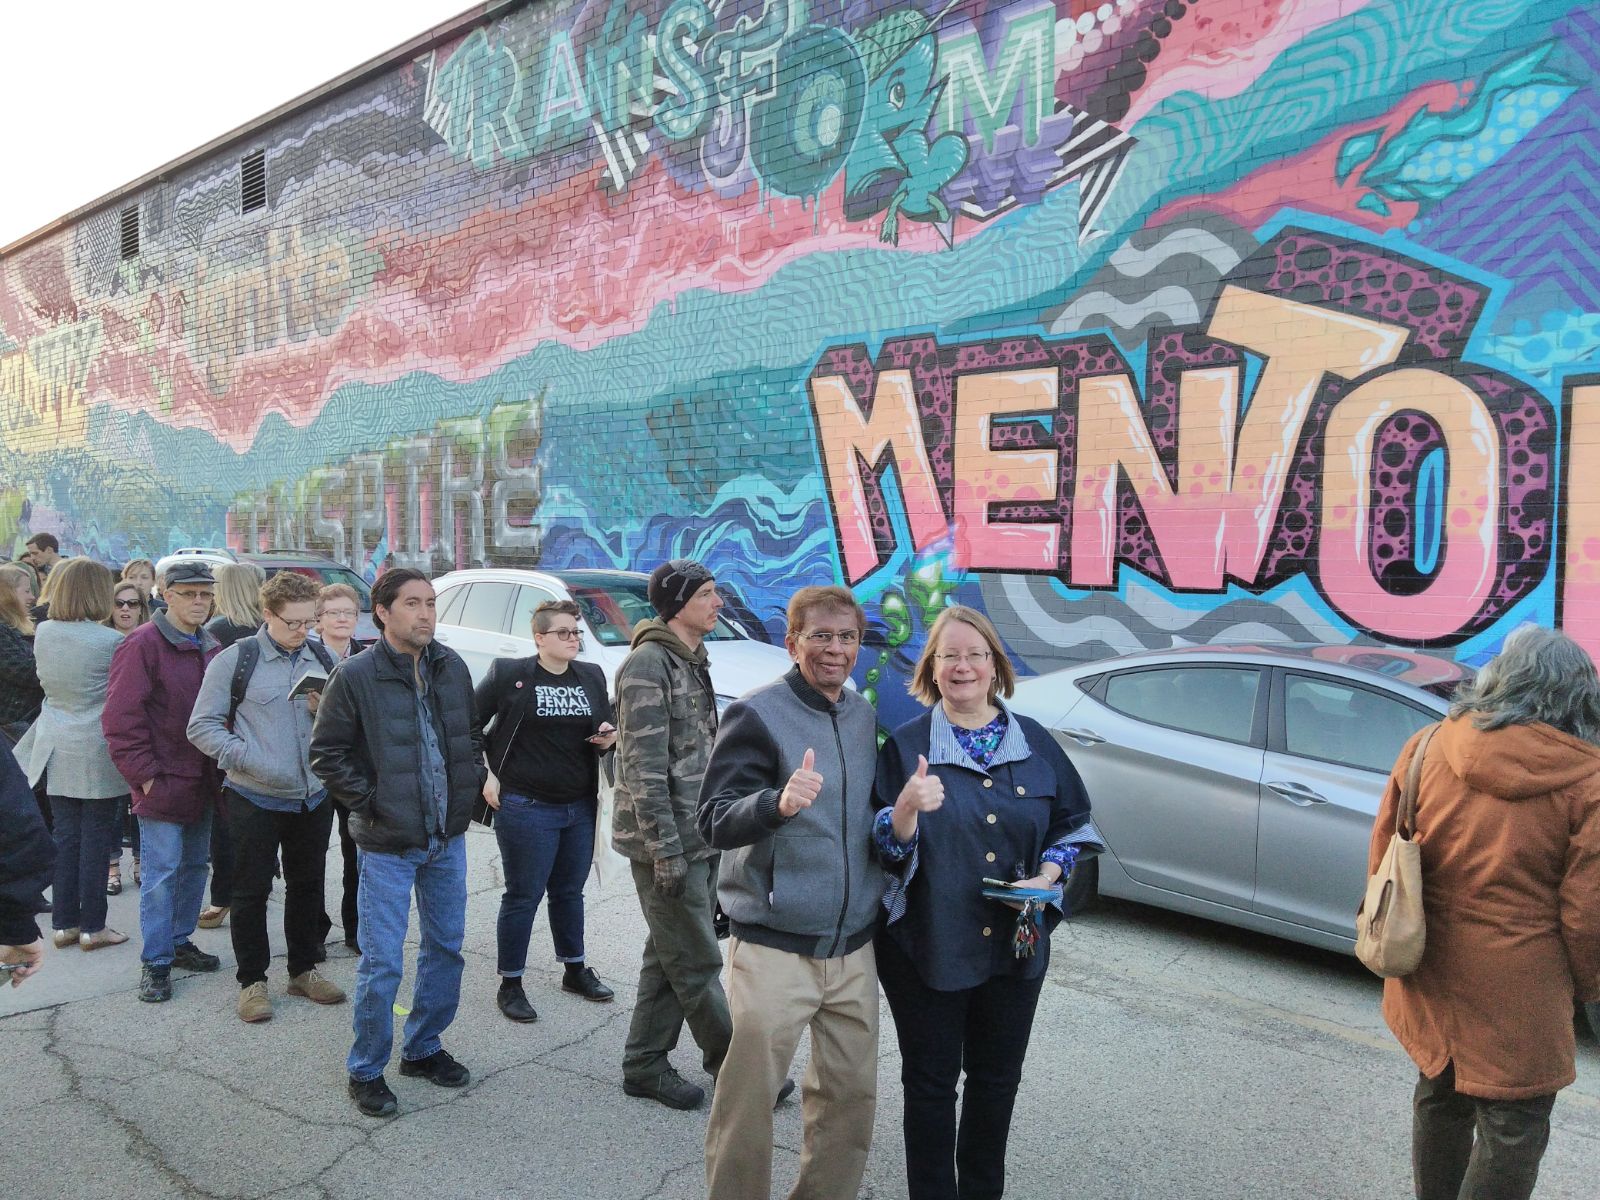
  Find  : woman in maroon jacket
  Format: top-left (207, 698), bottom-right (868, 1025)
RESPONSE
top-left (102, 560), bottom-right (226, 1004)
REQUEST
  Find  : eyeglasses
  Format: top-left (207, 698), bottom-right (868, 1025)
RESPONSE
top-left (114, 598), bottom-right (142, 609)
top-left (540, 628), bottom-right (583, 640)
top-left (276, 618), bottom-right (314, 632)
top-left (801, 630), bottom-right (860, 647)
top-left (168, 589), bottom-right (214, 602)
top-left (319, 608), bottom-right (358, 619)
top-left (934, 650), bottom-right (993, 667)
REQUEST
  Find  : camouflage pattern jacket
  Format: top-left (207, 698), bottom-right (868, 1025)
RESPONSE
top-left (610, 618), bottom-right (718, 864)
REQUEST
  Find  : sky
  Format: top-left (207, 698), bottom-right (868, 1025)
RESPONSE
top-left (0, 0), bottom-right (476, 250)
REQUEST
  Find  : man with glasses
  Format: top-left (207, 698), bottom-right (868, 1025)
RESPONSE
top-left (188, 571), bottom-right (345, 1023)
top-left (611, 558), bottom-right (734, 1111)
top-left (103, 560), bottom-right (226, 1003)
top-left (697, 585), bottom-right (883, 1200)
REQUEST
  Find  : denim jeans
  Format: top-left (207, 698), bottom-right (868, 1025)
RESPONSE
top-left (494, 793), bottom-right (594, 975)
top-left (348, 835), bottom-right (467, 1082)
top-left (50, 794), bottom-right (120, 935)
top-left (138, 810), bottom-right (214, 969)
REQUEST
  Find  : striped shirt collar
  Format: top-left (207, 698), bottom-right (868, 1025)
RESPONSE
top-left (928, 701), bottom-right (1031, 773)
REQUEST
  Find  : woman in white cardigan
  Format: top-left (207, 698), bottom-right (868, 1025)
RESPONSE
top-left (15, 559), bottom-right (131, 950)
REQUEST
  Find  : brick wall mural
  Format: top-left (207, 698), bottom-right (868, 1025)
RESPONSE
top-left (3, 0), bottom-right (1598, 728)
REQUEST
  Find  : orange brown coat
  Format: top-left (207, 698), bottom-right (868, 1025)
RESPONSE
top-left (1369, 716), bottom-right (1600, 1100)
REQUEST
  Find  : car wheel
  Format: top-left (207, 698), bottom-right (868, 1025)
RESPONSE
top-left (1063, 855), bottom-right (1099, 916)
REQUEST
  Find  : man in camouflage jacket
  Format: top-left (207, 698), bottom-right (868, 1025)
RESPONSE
top-left (611, 559), bottom-right (733, 1111)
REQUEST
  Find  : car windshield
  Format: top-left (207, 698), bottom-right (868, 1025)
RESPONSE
top-left (566, 579), bottom-right (743, 646)
top-left (263, 565), bottom-right (373, 611)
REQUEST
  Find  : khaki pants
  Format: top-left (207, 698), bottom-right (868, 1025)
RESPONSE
top-left (704, 937), bottom-right (879, 1200)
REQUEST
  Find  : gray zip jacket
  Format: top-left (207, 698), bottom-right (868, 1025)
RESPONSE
top-left (697, 668), bottom-right (882, 958)
top-left (187, 628), bottom-right (324, 802)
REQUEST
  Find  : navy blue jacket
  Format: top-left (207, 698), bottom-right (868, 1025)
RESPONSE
top-left (874, 709), bottom-right (1093, 990)
top-left (0, 745), bottom-right (52, 945)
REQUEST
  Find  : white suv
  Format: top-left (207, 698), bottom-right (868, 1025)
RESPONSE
top-left (430, 567), bottom-right (795, 706)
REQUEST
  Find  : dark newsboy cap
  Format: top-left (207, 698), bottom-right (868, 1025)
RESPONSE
top-left (162, 560), bottom-right (217, 587)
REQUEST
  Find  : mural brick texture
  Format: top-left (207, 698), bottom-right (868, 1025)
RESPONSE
top-left (4, 0), bottom-right (1599, 727)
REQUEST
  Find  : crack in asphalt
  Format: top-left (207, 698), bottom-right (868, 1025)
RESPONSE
top-left (40, 1007), bottom-right (230, 1200)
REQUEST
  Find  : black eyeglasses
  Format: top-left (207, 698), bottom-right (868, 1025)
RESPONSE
top-left (540, 628), bottom-right (583, 640)
top-left (114, 598), bottom-right (141, 609)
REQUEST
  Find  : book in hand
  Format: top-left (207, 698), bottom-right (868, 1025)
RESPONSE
top-left (981, 877), bottom-right (1063, 904)
top-left (288, 668), bottom-right (328, 700)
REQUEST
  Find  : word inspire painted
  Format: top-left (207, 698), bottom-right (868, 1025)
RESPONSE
top-left (228, 398), bottom-right (543, 574)
top-left (422, 0), bottom-right (1131, 242)
top-left (811, 228), bottom-right (1564, 647)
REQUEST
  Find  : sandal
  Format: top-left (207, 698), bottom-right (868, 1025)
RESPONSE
top-left (107, 864), bottom-right (123, 896)
top-left (132, 857), bottom-right (141, 887)
top-left (198, 905), bottom-right (230, 929)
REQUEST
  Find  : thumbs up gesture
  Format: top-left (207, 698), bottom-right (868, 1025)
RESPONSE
top-left (896, 755), bottom-right (944, 815)
top-left (779, 748), bottom-right (824, 818)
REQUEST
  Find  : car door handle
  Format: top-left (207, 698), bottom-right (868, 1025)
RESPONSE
top-left (496, 642), bottom-right (521, 654)
top-left (1267, 781), bottom-right (1328, 806)
top-left (1059, 727), bottom-right (1107, 746)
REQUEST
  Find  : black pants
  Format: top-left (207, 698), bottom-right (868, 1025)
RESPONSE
top-left (225, 789), bottom-right (334, 986)
top-left (1413, 1063), bottom-right (1555, 1200)
top-left (210, 803), bottom-right (235, 907)
top-left (320, 801), bottom-right (359, 946)
top-left (876, 933), bottom-right (1045, 1200)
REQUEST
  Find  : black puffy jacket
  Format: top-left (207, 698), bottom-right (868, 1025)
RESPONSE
top-left (309, 638), bottom-right (486, 853)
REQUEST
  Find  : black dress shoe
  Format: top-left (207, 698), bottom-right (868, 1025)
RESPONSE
top-left (776, 1076), bottom-right (797, 1105)
top-left (713, 903), bottom-right (731, 940)
top-left (349, 1074), bottom-right (398, 1117)
top-left (562, 965), bottom-right (615, 1002)
top-left (399, 1049), bottom-right (470, 1088)
top-left (497, 982), bottom-right (538, 1023)
top-left (171, 942), bottom-right (221, 972)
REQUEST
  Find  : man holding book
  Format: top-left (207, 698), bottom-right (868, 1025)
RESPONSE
top-left (187, 570), bottom-right (345, 1023)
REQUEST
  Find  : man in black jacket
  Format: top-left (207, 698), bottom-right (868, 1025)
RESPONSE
top-left (310, 568), bottom-right (487, 1118)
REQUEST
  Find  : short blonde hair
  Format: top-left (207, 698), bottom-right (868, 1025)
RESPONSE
top-left (317, 583), bottom-right (361, 615)
top-left (121, 557), bottom-right (156, 584)
top-left (908, 605), bottom-right (1017, 707)
top-left (47, 558), bottom-right (116, 623)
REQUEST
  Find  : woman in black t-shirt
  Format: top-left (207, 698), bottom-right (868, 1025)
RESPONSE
top-left (475, 600), bottom-right (617, 1023)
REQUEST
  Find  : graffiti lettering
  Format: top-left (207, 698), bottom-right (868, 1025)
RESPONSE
top-left (810, 229), bottom-right (1558, 647)
top-left (227, 396), bottom-right (543, 575)
top-left (0, 317), bottom-right (102, 447)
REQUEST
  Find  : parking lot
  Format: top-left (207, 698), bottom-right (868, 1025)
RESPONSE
top-left (2, 828), bottom-right (1596, 1199)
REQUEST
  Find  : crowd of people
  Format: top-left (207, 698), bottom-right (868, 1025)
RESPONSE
top-left (2, 531), bottom-right (1598, 1200)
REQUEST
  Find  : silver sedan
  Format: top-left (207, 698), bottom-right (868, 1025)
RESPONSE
top-left (1010, 645), bottom-right (1472, 954)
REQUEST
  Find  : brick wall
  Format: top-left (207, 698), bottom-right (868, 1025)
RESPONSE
top-left (2, 0), bottom-right (1597, 725)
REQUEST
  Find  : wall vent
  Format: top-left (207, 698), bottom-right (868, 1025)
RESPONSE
top-left (241, 149), bottom-right (267, 213)
top-left (119, 206), bottom-right (140, 260)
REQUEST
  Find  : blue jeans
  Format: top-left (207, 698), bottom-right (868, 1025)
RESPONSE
top-left (50, 794), bottom-right (120, 935)
top-left (494, 793), bottom-right (594, 975)
top-left (348, 835), bottom-right (467, 1082)
top-left (138, 811), bottom-right (214, 969)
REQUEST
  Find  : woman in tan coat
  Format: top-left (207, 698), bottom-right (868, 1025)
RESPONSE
top-left (1371, 626), bottom-right (1600, 1200)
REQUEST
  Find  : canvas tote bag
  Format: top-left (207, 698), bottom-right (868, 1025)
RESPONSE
top-left (1355, 723), bottom-right (1439, 977)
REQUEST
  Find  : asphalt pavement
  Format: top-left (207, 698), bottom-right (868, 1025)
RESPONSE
top-left (2, 828), bottom-right (1596, 1199)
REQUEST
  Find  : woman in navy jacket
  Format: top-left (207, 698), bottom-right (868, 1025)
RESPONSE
top-left (874, 605), bottom-right (1103, 1200)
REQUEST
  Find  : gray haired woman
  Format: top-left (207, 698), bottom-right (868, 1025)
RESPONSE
top-left (1369, 626), bottom-right (1600, 1200)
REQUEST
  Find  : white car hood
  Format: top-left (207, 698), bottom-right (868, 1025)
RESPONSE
top-left (703, 639), bottom-right (795, 701)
